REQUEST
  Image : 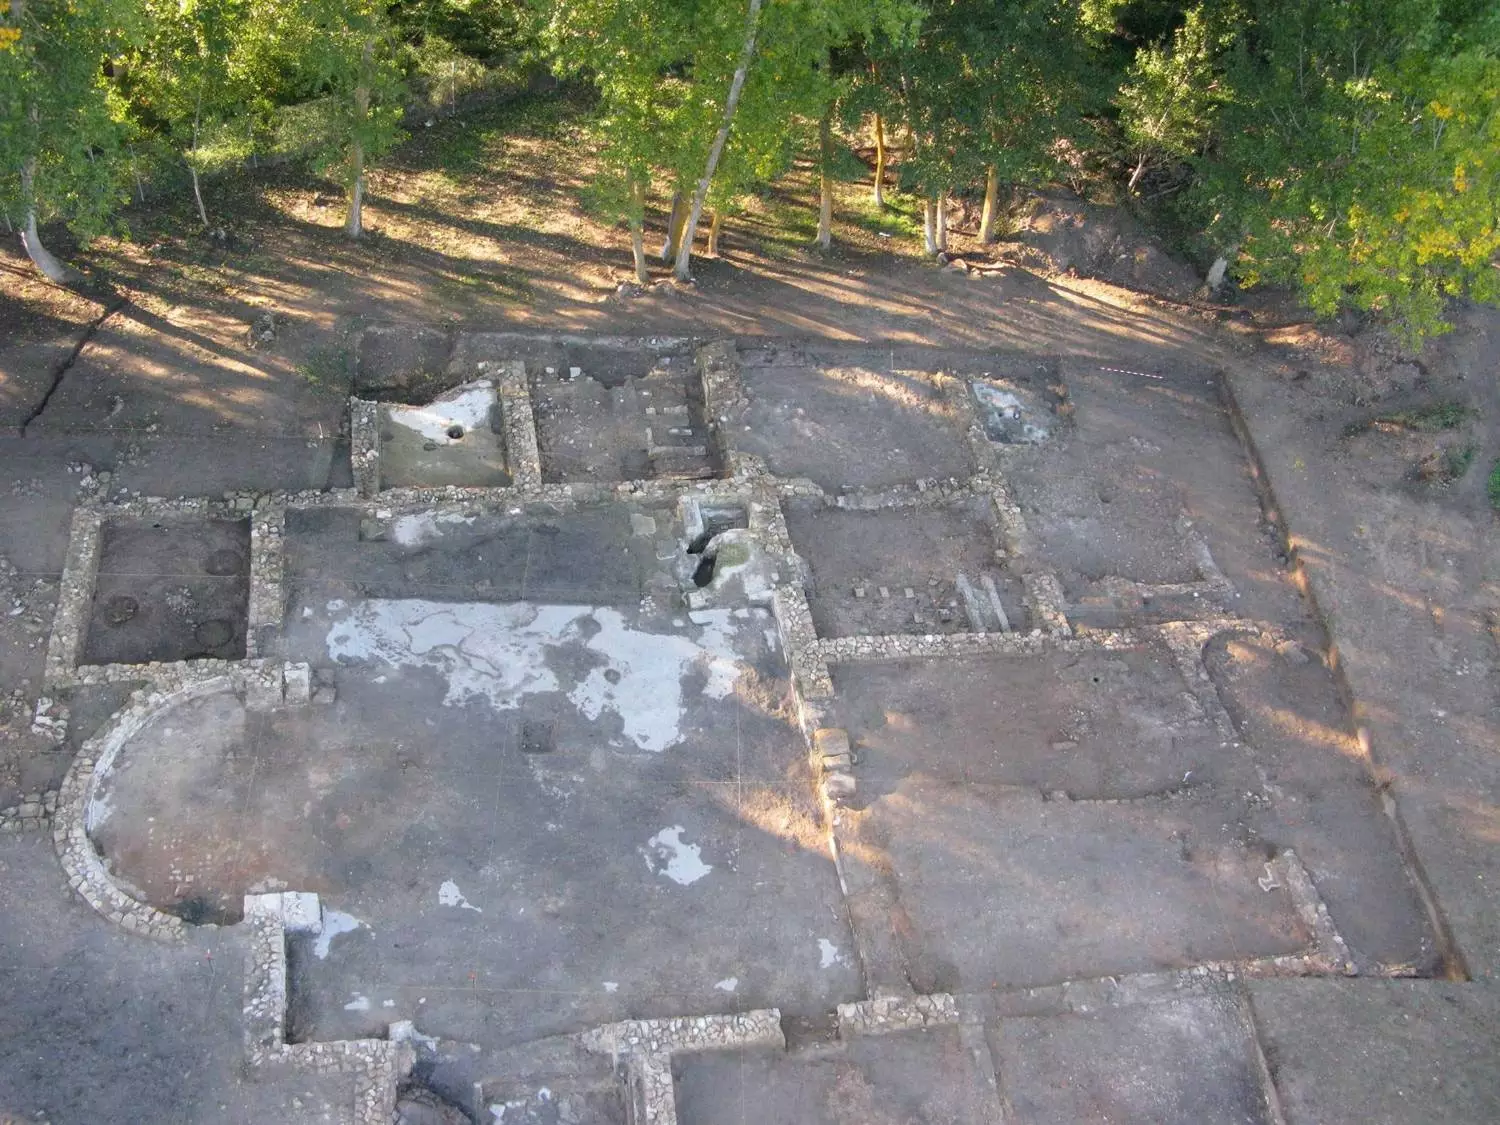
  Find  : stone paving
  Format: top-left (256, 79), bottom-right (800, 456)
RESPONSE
top-left (9, 330), bottom-right (1498, 1123)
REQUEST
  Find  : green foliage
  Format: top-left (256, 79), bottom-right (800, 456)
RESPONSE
top-left (1116, 5), bottom-right (1225, 187)
top-left (1489, 459), bottom-right (1500, 510)
top-left (240, 0), bottom-right (407, 188)
top-left (1192, 0), bottom-right (1500, 341)
top-left (869, 0), bottom-right (1112, 198)
top-left (0, 0), bottom-right (144, 237)
top-left (1373, 401), bottom-right (1473, 432)
top-left (1443, 442), bottom-right (1476, 481)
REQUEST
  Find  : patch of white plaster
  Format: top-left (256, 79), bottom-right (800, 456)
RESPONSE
top-left (602, 981), bottom-right (619, 993)
top-left (325, 599), bottom-right (755, 753)
top-left (715, 977), bottom-right (739, 992)
top-left (438, 879), bottom-right (482, 912)
top-left (391, 510), bottom-right (476, 548)
top-left (390, 1021), bottom-right (439, 1052)
top-left (387, 380), bottom-right (495, 444)
top-left (344, 994), bottom-right (371, 1012)
top-left (645, 826), bottom-right (713, 885)
top-left (314, 909), bottom-right (364, 959)
top-left (819, 938), bottom-right (847, 969)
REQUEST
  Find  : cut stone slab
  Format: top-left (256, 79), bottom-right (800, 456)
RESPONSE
top-left (674, 1026), bottom-right (999, 1125)
top-left (990, 984), bottom-right (1272, 1125)
top-left (1249, 980), bottom-right (1500, 1125)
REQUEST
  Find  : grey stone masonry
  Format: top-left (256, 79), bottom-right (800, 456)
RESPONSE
top-left (579, 1009), bottom-right (784, 1125)
top-left (0, 789), bottom-right (58, 833)
top-left (43, 505), bottom-right (103, 687)
top-left (243, 893), bottom-right (415, 1122)
top-left (696, 339), bottom-right (747, 480)
top-left (247, 499), bottom-right (286, 658)
top-left (836, 993), bottom-right (960, 1036)
top-left (493, 359), bottom-right (542, 490)
top-left (52, 667), bottom-right (301, 940)
top-left (772, 585), bottom-right (833, 702)
top-left (349, 398), bottom-right (381, 497)
top-left (814, 627), bottom-right (1139, 665)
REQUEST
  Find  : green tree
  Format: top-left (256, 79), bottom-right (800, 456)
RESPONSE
top-left (868, 0), bottom-right (1112, 250)
top-left (0, 0), bottom-right (141, 282)
top-left (127, 0), bottom-right (248, 228)
top-left (1195, 0), bottom-right (1499, 338)
top-left (239, 0), bottom-right (406, 237)
top-left (1115, 3), bottom-right (1224, 193)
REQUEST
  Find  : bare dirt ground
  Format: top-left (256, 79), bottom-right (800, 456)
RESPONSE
top-left (2, 92), bottom-right (1498, 1125)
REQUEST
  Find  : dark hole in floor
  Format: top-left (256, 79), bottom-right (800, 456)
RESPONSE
top-left (446, 424), bottom-right (465, 440)
top-left (692, 554), bottom-right (717, 588)
top-left (104, 595), bottom-right (139, 625)
top-left (204, 549), bottom-right (244, 577)
top-left (685, 504), bottom-right (750, 555)
top-left (779, 1011), bottom-right (840, 1051)
top-left (194, 618), bottom-right (235, 648)
top-left (170, 894), bottom-right (237, 926)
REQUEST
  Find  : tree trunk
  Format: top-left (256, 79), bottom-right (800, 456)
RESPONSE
top-left (1127, 155), bottom-right (1148, 193)
top-left (191, 167), bottom-right (209, 229)
top-left (872, 113), bottom-right (887, 209)
top-left (20, 186), bottom-right (72, 284)
top-left (629, 177), bottom-right (649, 284)
top-left (815, 113), bottom-right (833, 250)
top-left (923, 196), bottom-right (938, 255)
top-left (1206, 247), bottom-right (1238, 293)
top-left (345, 144), bottom-right (365, 238)
top-left (190, 91), bottom-right (209, 228)
top-left (935, 194), bottom-right (949, 253)
top-left (978, 165), bottom-right (1000, 243)
top-left (675, 0), bottom-right (763, 282)
top-left (660, 191), bottom-right (685, 260)
top-left (707, 210), bottom-right (724, 257)
top-left (17, 150), bottom-right (72, 286)
top-left (345, 42), bottom-right (372, 240)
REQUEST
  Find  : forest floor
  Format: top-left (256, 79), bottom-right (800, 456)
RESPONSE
top-left (1, 91), bottom-right (1498, 1125)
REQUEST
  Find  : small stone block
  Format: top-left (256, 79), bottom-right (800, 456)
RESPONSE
top-left (281, 892), bottom-right (323, 934)
top-left (823, 771), bottom-right (857, 801)
top-left (283, 662), bottom-right (312, 705)
top-left (853, 586), bottom-right (866, 599)
top-left (878, 586), bottom-right (890, 598)
top-left (814, 728), bottom-right (852, 759)
top-left (821, 752), bottom-right (852, 771)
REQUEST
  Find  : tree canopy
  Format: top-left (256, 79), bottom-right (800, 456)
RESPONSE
top-left (2, 0), bottom-right (1494, 340)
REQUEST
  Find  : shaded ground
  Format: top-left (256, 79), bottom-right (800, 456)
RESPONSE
top-left (674, 1027), bottom-right (998, 1125)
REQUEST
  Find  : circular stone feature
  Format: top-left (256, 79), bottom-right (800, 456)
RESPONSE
top-left (203, 549), bottom-right (244, 577)
top-left (103, 595), bottom-right (140, 626)
top-left (446, 424), bottom-right (465, 440)
top-left (194, 618), bottom-right (235, 648)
